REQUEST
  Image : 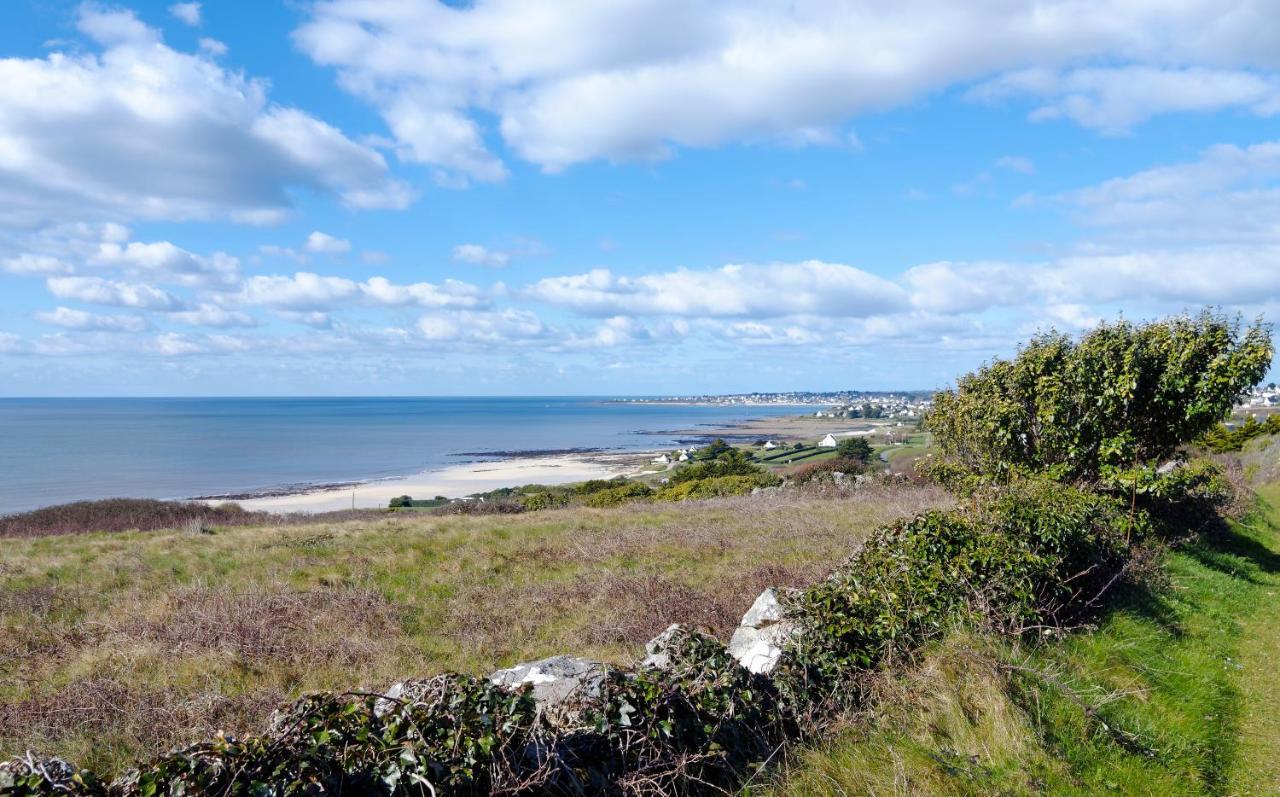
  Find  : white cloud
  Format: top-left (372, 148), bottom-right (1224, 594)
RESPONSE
top-left (972, 66), bottom-right (1280, 134)
top-left (566, 315), bottom-right (687, 348)
top-left (198, 37), bottom-right (227, 56)
top-left (452, 243), bottom-right (510, 268)
top-left (152, 332), bottom-right (251, 357)
top-left (995, 155), bottom-right (1035, 175)
top-left (416, 308), bottom-right (549, 345)
top-left (526, 261), bottom-right (907, 318)
top-left (168, 304), bottom-right (257, 328)
top-left (2, 254), bottom-right (71, 276)
top-left (169, 3), bottom-right (202, 27)
top-left (0, 6), bottom-right (410, 228)
top-left (295, 0), bottom-right (1280, 178)
top-left (35, 306), bottom-right (147, 332)
top-left (232, 272), bottom-right (488, 311)
top-left (1060, 141), bottom-right (1280, 244)
top-left (303, 231), bottom-right (352, 255)
top-left (89, 240), bottom-right (240, 286)
top-left (718, 320), bottom-right (823, 346)
top-left (46, 276), bottom-right (185, 310)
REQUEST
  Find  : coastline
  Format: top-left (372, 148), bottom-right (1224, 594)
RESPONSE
top-left (198, 412), bottom-right (895, 514)
top-left (216, 451), bottom-right (650, 514)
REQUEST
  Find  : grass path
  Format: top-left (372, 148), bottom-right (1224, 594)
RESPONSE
top-left (1227, 485), bottom-right (1280, 796)
top-left (770, 487), bottom-right (1280, 797)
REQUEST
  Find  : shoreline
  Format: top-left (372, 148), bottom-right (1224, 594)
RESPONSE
top-left (194, 411), bottom-right (898, 515)
top-left (215, 451), bottom-right (652, 514)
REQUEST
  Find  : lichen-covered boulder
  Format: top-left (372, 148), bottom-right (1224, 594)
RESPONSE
top-left (728, 588), bottom-right (799, 674)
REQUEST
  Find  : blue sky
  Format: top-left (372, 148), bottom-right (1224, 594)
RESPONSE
top-left (1, 0), bottom-right (1278, 396)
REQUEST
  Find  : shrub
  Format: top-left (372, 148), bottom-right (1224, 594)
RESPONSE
top-left (783, 478), bottom-right (1135, 690)
top-left (1200, 414), bottom-right (1280, 452)
top-left (388, 495), bottom-right (413, 509)
top-left (655, 473), bottom-right (778, 501)
top-left (925, 311), bottom-right (1272, 485)
top-left (430, 499), bottom-right (526, 516)
top-left (516, 491), bottom-right (561, 511)
top-left (0, 499), bottom-right (264, 538)
top-left (670, 448), bottom-right (763, 484)
top-left (789, 456), bottom-right (868, 485)
top-left (581, 482), bottom-right (653, 507)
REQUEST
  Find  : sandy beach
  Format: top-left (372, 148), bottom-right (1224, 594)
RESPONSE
top-left (224, 452), bottom-right (646, 513)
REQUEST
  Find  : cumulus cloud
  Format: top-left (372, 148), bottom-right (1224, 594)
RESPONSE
top-left (198, 38), bottom-right (227, 56)
top-left (0, 6), bottom-right (410, 228)
top-left (417, 308), bottom-right (549, 344)
top-left (46, 276), bottom-right (185, 310)
top-left (35, 306), bottom-right (147, 332)
top-left (232, 272), bottom-right (487, 311)
top-left (169, 3), bottom-right (202, 27)
top-left (972, 66), bottom-right (1280, 134)
top-left (526, 261), bottom-right (907, 318)
top-left (89, 240), bottom-right (240, 286)
top-left (303, 231), bottom-right (352, 255)
top-left (295, 0), bottom-right (1280, 178)
top-left (3, 254), bottom-right (71, 276)
top-left (1060, 141), bottom-right (1280, 244)
top-left (452, 243), bottom-right (510, 268)
top-left (168, 304), bottom-right (257, 328)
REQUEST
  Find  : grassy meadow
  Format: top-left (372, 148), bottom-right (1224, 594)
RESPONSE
top-left (0, 482), bottom-right (948, 776)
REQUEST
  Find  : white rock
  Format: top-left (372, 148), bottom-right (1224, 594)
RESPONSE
top-left (728, 588), bottom-right (798, 675)
top-left (642, 623), bottom-right (685, 670)
top-left (489, 655), bottom-right (607, 706)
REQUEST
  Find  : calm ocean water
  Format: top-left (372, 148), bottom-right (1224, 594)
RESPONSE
top-left (0, 397), bottom-right (804, 513)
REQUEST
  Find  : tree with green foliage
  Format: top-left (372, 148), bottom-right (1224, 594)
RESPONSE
top-left (925, 311), bottom-right (1273, 484)
top-left (835, 436), bottom-right (874, 462)
top-left (671, 447), bottom-right (764, 483)
top-left (1200, 414), bottom-right (1280, 453)
top-left (695, 438), bottom-right (733, 460)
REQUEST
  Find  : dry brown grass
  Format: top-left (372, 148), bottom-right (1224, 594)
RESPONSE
top-left (0, 482), bottom-right (949, 775)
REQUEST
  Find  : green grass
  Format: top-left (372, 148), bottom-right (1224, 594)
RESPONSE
top-left (768, 486), bottom-right (1280, 797)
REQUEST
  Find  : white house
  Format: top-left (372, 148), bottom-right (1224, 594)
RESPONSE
top-left (762, 440), bottom-right (778, 450)
top-left (819, 433), bottom-right (838, 448)
top-left (678, 451), bottom-right (689, 462)
top-left (652, 453), bottom-right (671, 465)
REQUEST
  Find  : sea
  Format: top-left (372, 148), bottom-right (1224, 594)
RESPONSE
top-left (0, 397), bottom-right (807, 514)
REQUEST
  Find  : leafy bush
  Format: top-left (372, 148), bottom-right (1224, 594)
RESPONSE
top-left (519, 491), bottom-right (570, 511)
top-left (670, 448), bottom-right (763, 484)
top-left (783, 479), bottom-right (1134, 689)
top-left (655, 473), bottom-right (778, 501)
top-left (388, 495), bottom-right (413, 508)
top-left (581, 482), bottom-right (654, 507)
top-left (926, 312), bottom-right (1272, 485)
top-left (789, 456), bottom-right (868, 484)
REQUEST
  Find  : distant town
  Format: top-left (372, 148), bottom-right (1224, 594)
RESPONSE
top-left (620, 391), bottom-right (934, 419)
